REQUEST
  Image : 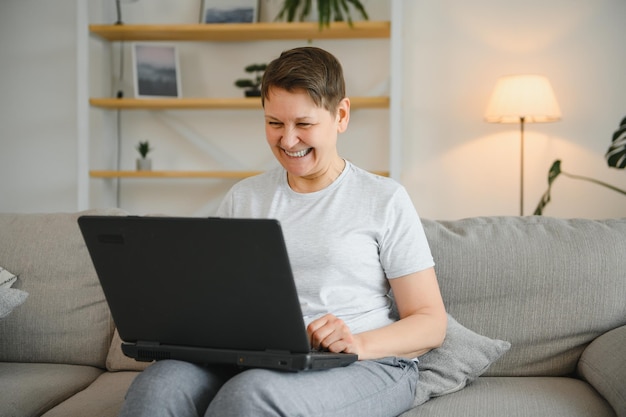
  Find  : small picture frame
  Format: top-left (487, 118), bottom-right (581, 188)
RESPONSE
top-left (200, 0), bottom-right (258, 23)
top-left (132, 43), bottom-right (181, 98)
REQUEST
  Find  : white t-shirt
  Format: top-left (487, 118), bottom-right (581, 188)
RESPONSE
top-left (216, 160), bottom-right (434, 334)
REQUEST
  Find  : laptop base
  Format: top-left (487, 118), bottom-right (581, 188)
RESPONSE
top-left (122, 343), bottom-right (357, 372)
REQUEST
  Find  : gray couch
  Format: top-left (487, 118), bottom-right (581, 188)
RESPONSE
top-left (1, 210), bottom-right (625, 417)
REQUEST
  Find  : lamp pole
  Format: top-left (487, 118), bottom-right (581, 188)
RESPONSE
top-left (519, 116), bottom-right (526, 216)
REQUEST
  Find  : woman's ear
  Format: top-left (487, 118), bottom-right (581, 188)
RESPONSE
top-left (336, 98), bottom-right (350, 133)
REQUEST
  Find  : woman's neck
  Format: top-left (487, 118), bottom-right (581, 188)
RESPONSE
top-left (287, 158), bottom-right (346, 193)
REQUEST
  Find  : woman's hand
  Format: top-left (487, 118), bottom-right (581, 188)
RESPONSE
top-left (307, 313), bottom-right (361, 356)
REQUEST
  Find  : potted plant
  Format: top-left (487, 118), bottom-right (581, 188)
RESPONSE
top-left (136, 141), bottom-right (153, 171)
top-left (234, 63), bottom-right (267, 97)
top-left (275, 0), bottom-right (369, 29)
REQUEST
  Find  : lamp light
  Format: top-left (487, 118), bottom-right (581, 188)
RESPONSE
top-left (484, 74), bottom-right (561, 215)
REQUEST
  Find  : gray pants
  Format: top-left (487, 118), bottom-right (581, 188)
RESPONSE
top-left (119, 357), bottom-right (418, 417)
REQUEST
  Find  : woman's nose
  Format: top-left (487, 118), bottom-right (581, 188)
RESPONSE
top-left (280, 126), bottom-right (299, 148)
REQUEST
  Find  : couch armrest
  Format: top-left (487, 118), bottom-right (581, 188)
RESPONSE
top-left (577, 325), bottom-right (626, 417)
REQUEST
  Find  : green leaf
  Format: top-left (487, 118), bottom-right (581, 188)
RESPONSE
top-left (534, 158), bottom-right (626, 215)
top-left (606, 117), bottom-right (626, 169)
top-left (275, 0), bottom-right (369, 29)
top-left (245, 64), bottom-right (267, 73)
top-left (136, 141), bottom-right (152, 158)
top-left (300, 0), bottom-right (312, 22)
top-left (345, 0), bottom-right (369, 20)
top-left (318, 0), bottom-right (331, 28)
top-left (533, 160), bottom-right (561, 215)
top-left (235, 79), bottom-right (255, 88)
top-left (547, 160), bottom-right (562, 186)
top-left (333, 0), bottom-right (344, 23)
top-left (276, 0), bottom-right (300, 22)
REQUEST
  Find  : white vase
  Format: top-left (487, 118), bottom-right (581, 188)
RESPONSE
top-left (136, 158), bottom-right (152, 171)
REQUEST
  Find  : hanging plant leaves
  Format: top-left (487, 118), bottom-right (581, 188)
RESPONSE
top-left (319, 0), bottom-right (331, 26)
top-left (345, 0), bottom-right (369, 21)
top-left (300, 0), bottom-right (313, 22)
top-left (332, 0), bottom-right (345, 24)
top-left (606, 116), bottom-right (626, 169)
top-left (276, 0), bottom-right (302, 22)
top-left (276, 0), bottom-right (368, 29)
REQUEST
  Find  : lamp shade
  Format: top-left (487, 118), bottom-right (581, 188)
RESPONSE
top-left (484, 75), bottom-right (561, 124)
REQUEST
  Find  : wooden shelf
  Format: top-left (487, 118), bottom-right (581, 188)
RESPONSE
top-left (89, 96), bottom-right (389, 110)
top-left (90, 170), bottom-right (389, 179)
top-left (89, 21), bottom-right (390, 42)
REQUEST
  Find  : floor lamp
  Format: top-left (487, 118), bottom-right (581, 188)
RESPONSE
top-left (484, 75), bottom-right (561, 216)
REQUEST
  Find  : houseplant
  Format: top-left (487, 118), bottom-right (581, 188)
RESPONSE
top-left (275, 0), bottom-right (369, 29)
top-left (136, 141), bottom-right (153, 171)
top-left (534, 116), bottom-right (626, 215)
top-left (234, 63), bottom-right (267, 97)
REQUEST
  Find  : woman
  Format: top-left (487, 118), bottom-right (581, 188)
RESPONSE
top-left (119, 46), bottom-right (447, 417)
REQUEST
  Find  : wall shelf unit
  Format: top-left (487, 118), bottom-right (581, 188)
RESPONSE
top-left (86, 14), bottom-right (399, 213)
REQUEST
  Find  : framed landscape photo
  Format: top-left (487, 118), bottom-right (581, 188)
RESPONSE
top-left (132, 43), bottom-right (181, 98)
top-left (200, 0), bottom-right (258, 23)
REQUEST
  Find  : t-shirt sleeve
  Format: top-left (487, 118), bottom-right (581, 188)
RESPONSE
top-left (379, 186), bottom-right (434, 279)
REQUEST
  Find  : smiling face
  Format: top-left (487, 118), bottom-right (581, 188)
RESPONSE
top-left (264, 87), bottom-right (350, 193)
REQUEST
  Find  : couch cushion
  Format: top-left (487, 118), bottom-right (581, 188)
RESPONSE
top-left (0, 265), bottom-right (28, 318)
top-left (577, 325), bottom-right (626, 417)
top-left (0, 362), bottom-right (103, 417)
top-left (0, 209), bottom-right (128, 367)
top-left (42, 371), bottom-right (140, 417)
top-left (422, 217), bottom-right (626, 377)
top-left (403, 377), bottom-right (616, 417)
top-left (414, 314), bottom-right (510, 406)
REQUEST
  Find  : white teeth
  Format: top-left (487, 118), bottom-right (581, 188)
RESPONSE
top-left (285, 148), bottom-right (311, 158)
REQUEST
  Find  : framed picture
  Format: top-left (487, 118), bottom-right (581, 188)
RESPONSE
top-left (132, 43), bottom-right (181, 99)
top-left (200, 0), bottom-right (258, 23)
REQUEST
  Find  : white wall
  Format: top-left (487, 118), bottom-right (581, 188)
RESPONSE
top-left (1, 0), bottom-right (625, 219)
top-left (0, 0), bottom-right (78, 212)
top-left (403, 0), bottom-right (626, 219)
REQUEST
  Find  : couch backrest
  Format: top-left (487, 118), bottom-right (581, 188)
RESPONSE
top-left (422, 216), bottom-right (626, 377)
top-left (0, 209), bottom-right (127, 368)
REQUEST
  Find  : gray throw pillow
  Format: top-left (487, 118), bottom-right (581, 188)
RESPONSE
top-left (413, 314), bottom-right (511, 406)
top-left (0, 266), bottom-right (28, 319)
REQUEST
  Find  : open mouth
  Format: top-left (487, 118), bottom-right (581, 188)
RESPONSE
top-left (284, 148), bottom-right (312, 158)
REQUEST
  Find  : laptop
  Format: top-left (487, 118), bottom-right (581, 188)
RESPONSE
top-left (77, 215), bottom-right (357, 372)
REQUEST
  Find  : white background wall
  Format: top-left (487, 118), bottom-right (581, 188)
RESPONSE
top-left (1, 0), bottom-right (625, 219)
top-left (0, 0), bottom-right (79, 212)
top-left (403, 1), bottom-right (626, 219)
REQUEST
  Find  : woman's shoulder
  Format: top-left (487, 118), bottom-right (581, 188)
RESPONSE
top-left (346, 162), bottom-right (404, 194)
top-left (229, 166), bottom-right (284, 192)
